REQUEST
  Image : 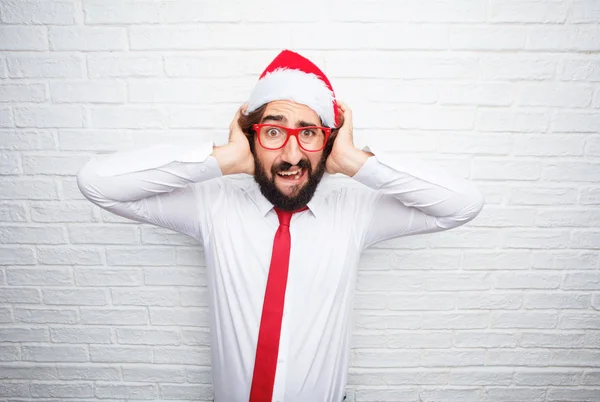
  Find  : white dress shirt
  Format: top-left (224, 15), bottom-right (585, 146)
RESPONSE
top-left (77, 142), bottom-right (484, 402)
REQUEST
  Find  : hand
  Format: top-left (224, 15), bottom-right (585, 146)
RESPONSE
top-left (326, 101), bottom-right (370, 176)
top-left (212, 104), bottom-right (255, 175)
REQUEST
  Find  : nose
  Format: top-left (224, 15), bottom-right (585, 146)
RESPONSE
top-left (280, 135), bottom-right (304, 166)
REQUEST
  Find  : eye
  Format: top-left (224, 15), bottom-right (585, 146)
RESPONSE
top-left (266, 127), bottom-right (282, 137)
top-left (300, 129), bottom-right (316, 137)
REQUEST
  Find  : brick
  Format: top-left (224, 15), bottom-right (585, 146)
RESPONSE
top-left (388, 332), bottom-right (452, 348)
top-left (487, 350), bottom-right (551, 366)
top-left (482, 56), bottom-right (557, 80)
top-left (0, 151), bottom-right (20, 174)
top-left (422, 312), bottom-right (488, 329)
top-left (164, 1), bottom-right (241, 22)
top-left (51, 327), bottom-right (112, 344)
top-left (490, 0), bottom-right (568, 22)
top-left (391, 251), bottom-right (461, 270)
top-left (116, 328), bottom-right (180, 345)
top-left (293, 24), bottom-right (448, 50)
top-left (477, 109), bottom-right (548, 132)
top-left (569, 0), bottom-right (600, 23)
top-left (450, 26), bottom-right (526, 50)
top-left (519, 83), bottom-right (593, 107)
top-left (181, 329), bottom-right (210, 346)
top-left (58, 365), bottom-right (120, 380)
top-left (0, 203), bottom-right (27, 222)
top-left (95, 384), bottom-right (157, 399)
top-left (472, 159), bottom-right (541, 180)
top-left (537, 209), bottom-right (600, 227)
top-left (454, 332), bottom-right (518, 348)
top-left (395, 106), bottom-right (475, 130)
top-left (0, 178), bottom-right (58, 201)
top-left (0, 365), bottom-right (57, 380)
top-left (7, 54), bottom-right (84, 78)
top-left (43, 288), bottom-right (108, 306)
top-left (49, 26), bottom-right (127, 51)
top-left (514, 369), bottom-right (581, 385)
top-left (31, 201), bottom-right (94, 223)
top-left (0, 83), bottom-right (47, 102)
top-left (75, 267), bottom-right (142, 287)
top-left (0, 226), bottom-right (66, 244)
top-left (0, 0), bottom-right (76, 24)
top-left (450, 369), bottom-right (513, 386)
top-left (559, 313), bottom-right (600, 329)
top-left (0, 246), bottom-right (35, 264)
top-left (502, 230), bottom-right (570, 249)
top-left (30, 383), bottom-right (94, 398)
top-left (50, 80), bottom-right (126, 103)
top-left (0, 344), bottom-right (20, 360)
top-left (15, 105), bottom-right (85, 128)
top-left (0, 287), bottom-right (40, 303)
top-left (140, 226), bottom-right (197, 246)
top-left (387, 294), bottom-right (455, 311)
top-left (0, 307), bottom-right (12, 323)
top-left (0, 129), bottom-right (55, 150)
top-left (150, 307), bottom-right (209, 326)
top-left (547, 388), bottom-right (600, 401)
top-left (0, 26), bottom-right (47, 50)
top-left (462, 251), bottom-right (530, 270)
top-left (90, 106), bottom-right (167, 129)
top-left (90, 345), bottom-right (151, 363)
top-left (23, 345), bottom-right (87, 362)
top-left (80, 307), bottom-right (148, 325)
top-left (111, 288), bottom-right (177, 307)
top-left (561, 59), bottom-right (600, 81)
top-left (0, 383), bottom-right (30, 397)
top-left (353, 350), bottom-right (421, 368)
top-left (122, 365), bottom-right (186, 383)
top-left (87, 53), bottom-right (163, 78)
top-left (525, 293), bottom-right (590, 309)
top-left (0, 328), bottom-right (48, 342)
top-left (59, 130), bottom-right (134, 152)
top-left (169, 104), bottom-right (236, 129)
top-left (352, 332), bottom-right (388, 348)
top-left (492, 311), bottom-right (558, 329)
top-left (528, 26), bottom-right (600, 52)
top-left (15, 307), bottom-right (77, 324)
top-left (470, 207), bottom-right (537, 227)
top-left (130, 25), bottom-right (289, 50)
top-left (552, 112), bottom-right (600, 132)
top-left (425, 273), bottom-right (491, 291)
top-left (0, 107), bottom-right (13, 127)
top-left (571, 231), bottom-right (600, 249)
top-left (68, 225), bottom-right (138, 245)
top-left (129, 78), bottom-right (250, 104)
top-left (355, 387), bottom-right (420, 401)
top-left (144, 267), bottom-right (206, 286)
top-left (186, 366), bottom-right (212, 383)
top-left (508, 186), bottom-right (578, 206)
top-left (532, 251), bottom-right (598, 269)
top-left (458, 293), bottom-right (522, 310)
top-left (484, 387), bottom-right (546, 401)
top-left (7, 267), bottom-right (72, 285)
top-left (580, 187), bottom-right (600, 204)
top-left (160, 384), bottom-right (213, 400)
top-left (357, 273), bottom-right (423, 292)
top-left (582, 371), bottom-right (600, 385)
top-left (494, 272), bottom-right (562, 289)
top-left (180, 288), bottom-right (209, 307)
top-left (550, 350), bottom-right (600, 366)
top-left (153, 346), bottom-right (211, 365)
top-left (514, 135), bottom-right (585, 156)
top-left (37, 246), bottom-right (103, 265)
top-left (586, 135), bottom-right (600, 156)
top-left (84, 0), bottom-right (161, 24)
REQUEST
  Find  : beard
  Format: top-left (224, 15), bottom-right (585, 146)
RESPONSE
top-left (252, 150), bottom-right (328, 212)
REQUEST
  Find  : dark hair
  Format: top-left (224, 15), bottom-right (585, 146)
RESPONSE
top-left (237, 102), bottom-right (345, 156)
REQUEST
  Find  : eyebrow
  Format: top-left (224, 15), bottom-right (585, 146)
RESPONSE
top-left (260, 115), bottom-right (319, 127)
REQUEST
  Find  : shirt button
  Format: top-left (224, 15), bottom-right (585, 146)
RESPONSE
top-left (278, 358), bottom-right (284, 364)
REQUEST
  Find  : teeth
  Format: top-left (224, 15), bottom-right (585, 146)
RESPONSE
top-left (278, 169), bottom-right (302, 178)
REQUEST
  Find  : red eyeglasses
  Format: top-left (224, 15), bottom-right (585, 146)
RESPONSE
top-left (252, 124), bottom-right (332, 152)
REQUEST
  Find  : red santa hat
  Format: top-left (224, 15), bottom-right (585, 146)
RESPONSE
top-left (245, 50), bottom-right (339, 128)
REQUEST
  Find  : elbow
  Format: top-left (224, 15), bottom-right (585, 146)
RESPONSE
top-left (76, 160), bottom-right (102, 204)
top-left (464, 188), bottom-right (485, 223)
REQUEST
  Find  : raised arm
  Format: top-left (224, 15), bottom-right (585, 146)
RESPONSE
top-left (327, 102), bottom-right (484, 248)
top-left (77, 105), bottom-right (255, 240)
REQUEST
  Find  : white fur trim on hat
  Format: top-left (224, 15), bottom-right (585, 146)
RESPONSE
top-left (246, 68), bottom-right (336, 127)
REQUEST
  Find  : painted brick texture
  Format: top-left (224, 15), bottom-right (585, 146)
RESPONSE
top-left (0, 0), bottom-right (599, 401)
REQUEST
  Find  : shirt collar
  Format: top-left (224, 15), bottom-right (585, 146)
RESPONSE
top-left (244, 175), bottom-right (330, 219)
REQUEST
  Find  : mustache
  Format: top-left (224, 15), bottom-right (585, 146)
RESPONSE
top-left (272, 159), bottom-right (311, 174)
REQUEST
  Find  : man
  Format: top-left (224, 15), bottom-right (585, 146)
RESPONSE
top-left (77, 50), bottom-right (484, 402)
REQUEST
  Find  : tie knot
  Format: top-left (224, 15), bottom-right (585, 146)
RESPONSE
top-left (275, 207), bottom-right (308, 226)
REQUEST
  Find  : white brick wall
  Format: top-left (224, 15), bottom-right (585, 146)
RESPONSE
top-left (0, 0), bottom-right (599, 401)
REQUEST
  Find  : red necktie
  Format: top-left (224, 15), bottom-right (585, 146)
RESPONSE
top-left (249, 207), bottom-right (306, 402)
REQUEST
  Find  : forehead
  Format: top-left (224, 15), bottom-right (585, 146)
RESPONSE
top-left (262, 100), bottom-right (320, 122)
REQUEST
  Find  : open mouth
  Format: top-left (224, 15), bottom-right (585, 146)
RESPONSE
top-left (276, 168), bottom-right (304, 181)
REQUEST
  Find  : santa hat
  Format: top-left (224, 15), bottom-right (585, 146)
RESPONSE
top-left (245, 50), bottom-right (339, 128)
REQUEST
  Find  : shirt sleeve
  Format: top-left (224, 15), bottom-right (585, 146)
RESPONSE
top-left (352, 146), bottom-right (484, 249)
top-left (76, 142), bottom-right (223, 240)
